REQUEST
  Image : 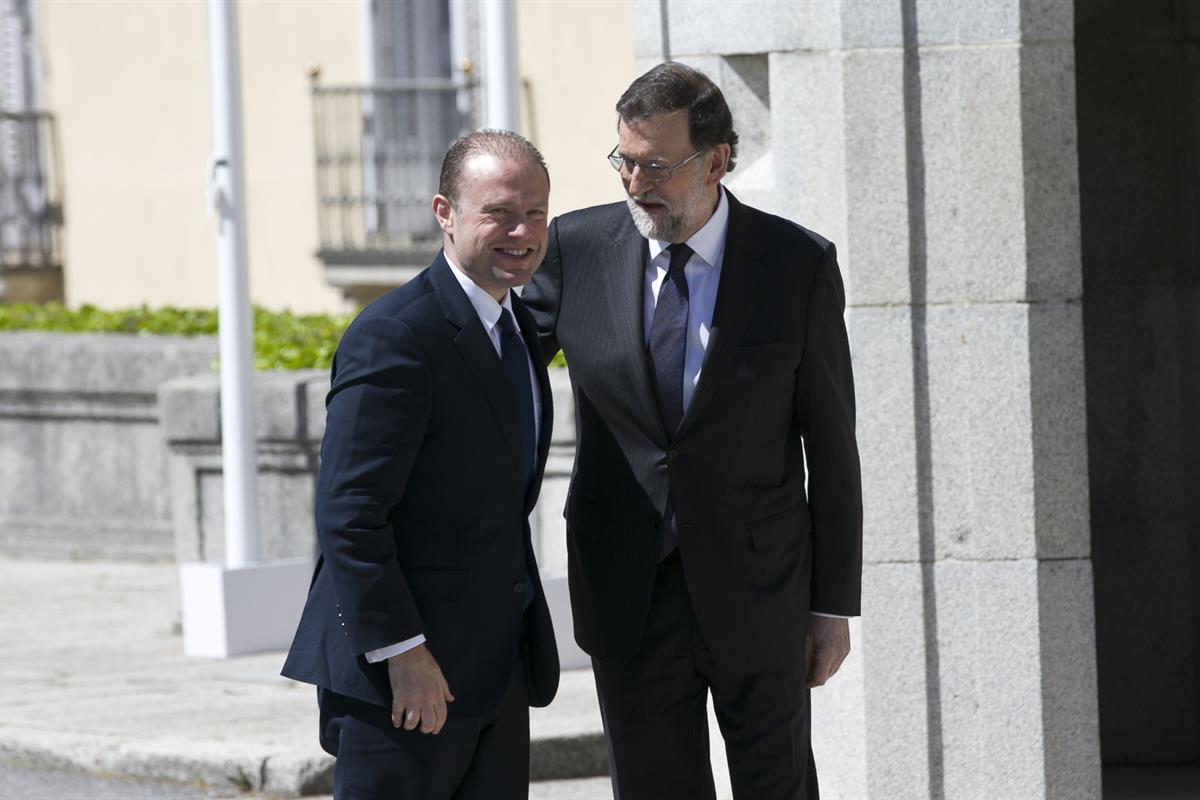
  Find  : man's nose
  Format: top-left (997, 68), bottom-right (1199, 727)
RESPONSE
top-left (626, 167), bottom-right (654, 197)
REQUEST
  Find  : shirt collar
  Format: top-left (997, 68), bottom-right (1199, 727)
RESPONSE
top-left (444, 252), bottom-right (514, 332)
top-left (646, 185), bottom-right (729, 269)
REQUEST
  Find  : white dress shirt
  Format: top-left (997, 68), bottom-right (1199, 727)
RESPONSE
top-left (365, 256), bottom-right (542, 663)
top-left (642, 187), bottom-right (845, 621)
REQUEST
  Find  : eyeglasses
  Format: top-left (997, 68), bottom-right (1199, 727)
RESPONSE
top-left (606, 146), bottom-right (705, 183)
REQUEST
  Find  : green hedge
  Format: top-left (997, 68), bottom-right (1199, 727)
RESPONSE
top-left (0, 302), bottom-right (568, 370)
top-left (0, 303), bottom-right (355, 371)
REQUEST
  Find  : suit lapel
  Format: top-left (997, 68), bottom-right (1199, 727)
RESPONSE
top-left (601, 215), bottom-right (672, 447)
top-left (676, 192), bottom-right (763, 439)
top-left (513, 294), bottom-right (553, 513)
top-left (430, 254), bottom-right (525, 487)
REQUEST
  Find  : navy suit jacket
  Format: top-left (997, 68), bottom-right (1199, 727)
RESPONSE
top-left (522, 190), bottom-right (862, 676)
top-left (283, 253), bottom-right (559, 716)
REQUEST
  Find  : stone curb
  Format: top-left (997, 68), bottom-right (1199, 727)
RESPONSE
top-left (0, 726), bottom-right (607, 797)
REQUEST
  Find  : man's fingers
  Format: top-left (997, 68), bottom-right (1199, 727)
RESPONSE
top-left (402, 706), bottom-right (420, 731)
top-left (386, 647), bottom-right (454, 733)
top-left (419, 699), bottom-right (443, 734)
top-left (434, 698), bottom-right (451, 735)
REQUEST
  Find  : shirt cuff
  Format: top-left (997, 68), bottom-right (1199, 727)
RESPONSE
top-left (810, 611), bottom-right (851, 619)
top-left (365, 634), bottom-right (426, 663)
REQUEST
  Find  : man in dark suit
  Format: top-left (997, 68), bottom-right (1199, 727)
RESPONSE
top-left (283, 130), bottom-right (559, 800)
top-left (522, 63), bottom-right (863, 799)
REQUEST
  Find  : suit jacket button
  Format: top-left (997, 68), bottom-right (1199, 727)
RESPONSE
top-left (667, 448), bottom-right (678, 460)
top-left (513, 581), bottom-right (525, 596)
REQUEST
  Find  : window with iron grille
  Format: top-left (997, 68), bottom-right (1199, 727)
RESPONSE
top-left (312, 0), bottom-right (474, 278)
top-left (0, 0), bottom-right (60, 274)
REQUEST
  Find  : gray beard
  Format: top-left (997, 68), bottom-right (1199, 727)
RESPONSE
top-left (625, 196), bottom-right (686, 242)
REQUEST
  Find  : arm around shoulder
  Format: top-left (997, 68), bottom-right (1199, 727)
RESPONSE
top-left (521, 216), bottom-right (564, 366)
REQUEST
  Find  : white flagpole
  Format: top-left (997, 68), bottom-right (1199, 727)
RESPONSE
top-left (483, 0), bottom-right (519, 131)
top-left (207, 0), bottom-right (257, 568)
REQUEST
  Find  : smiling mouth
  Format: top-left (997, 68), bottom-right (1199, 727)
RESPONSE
top-left (496, 248), bottom-right (531, 257)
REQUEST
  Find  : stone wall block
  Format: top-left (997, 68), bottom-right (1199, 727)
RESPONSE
top-left (847, 306), bottom-right (919, 564)
top-left (1020, 41), bottom-right (1084, 301)
top-left (1018, 0), bottom-right (1074, 41)
top-left (860, 562), bottom-right (934, 800)
top-left (162, 373), bottom-right (321, 564)
top-left (839, 0), bottom-right (903, 49)
top-left (770, 51), bottom-right (849, 270)
top-left (160, 376), bottom-right (221, 442)
top-left (925, 304), bottom-right (1036, 560)
top-left (1028, 301), bottom-right (1090, 559)
top-left (667, 0), bottom-right (839, 57)
top-left (936, 559), bottom-right (1046, 799)
top-left (914, 0), bottom-right (1018, 45)
top-left (199, 450), bottom-right (319, 564)
top-left (0, 413), bottom-right (174, 557)
top-left (1038, 558), bottom-right (1102, 800)
top-left (920, 45), bottom-right (1028, 303)
top-left (257, 370), bottom-right (326, 441)
top-left (0, 333), bottom-right (217, 559)
top-left (631, 0), bottom-right (665, 59)
top-left (0, 332), bottom-right (216, 395)
top-left (842, 48), bottom-right (911, 306)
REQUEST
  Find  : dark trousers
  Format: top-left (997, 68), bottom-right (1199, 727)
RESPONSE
top-left (318, 656), bottom-right (529, 800)
top-left (592, 551), bottom-right (817, 800)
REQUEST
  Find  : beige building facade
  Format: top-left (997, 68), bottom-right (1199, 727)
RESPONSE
top-left (25, 0), bottom-right (633, 313)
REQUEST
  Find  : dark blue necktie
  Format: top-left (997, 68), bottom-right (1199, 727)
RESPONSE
top-left (498, 309), bottom-right (536, 490)
top-left (497, 308), bottom-right (536, 608)
top-left (649, 242), bottom-right (693, 437)
top-left (648, 243), bottom-right (692, 559)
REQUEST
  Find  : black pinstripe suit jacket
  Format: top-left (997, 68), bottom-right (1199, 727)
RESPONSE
top-left (522, 189), bottom-right (862, 676)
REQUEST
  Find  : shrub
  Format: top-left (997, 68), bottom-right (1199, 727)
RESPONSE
top-left (0, 303), bottom-right (355, 371)
top-left (0, 303), bottom-right (567, 370)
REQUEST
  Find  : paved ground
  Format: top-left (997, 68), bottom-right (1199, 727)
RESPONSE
top-left (0, 557), bottom-right (606, 797)
top-left (4, 556), bottom-right (1198, 800)
top-left (0, 764), bottom-right (615, 800)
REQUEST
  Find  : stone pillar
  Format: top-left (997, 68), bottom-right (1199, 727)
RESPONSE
top-left (638, 1), bottom-right (1101, 797)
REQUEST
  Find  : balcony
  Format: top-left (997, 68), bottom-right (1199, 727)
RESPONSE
top-left (0, 110), bottom-right (63, 303)
top-left (310, 76), bottom-right (476, 305)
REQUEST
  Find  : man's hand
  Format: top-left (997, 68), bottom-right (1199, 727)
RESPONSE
top-left (805, 615), bottom-right (850, 688)
top-left (387, 644), bottom-right (455, 734)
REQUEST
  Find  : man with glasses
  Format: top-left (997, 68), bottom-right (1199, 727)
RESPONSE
top-left (522, 63), bottom-right (862, 799)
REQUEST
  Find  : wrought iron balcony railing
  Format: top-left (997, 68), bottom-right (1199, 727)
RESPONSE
top-left (0, 110), bottom-right (62, 272)
top-left (310, 77), bottom-right (476, 290)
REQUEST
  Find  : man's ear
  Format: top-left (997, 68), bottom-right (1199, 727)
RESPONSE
top-left (705, 144), bottom-right (731, 186)
top-left (432, 194), bottom-right (454, 234)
